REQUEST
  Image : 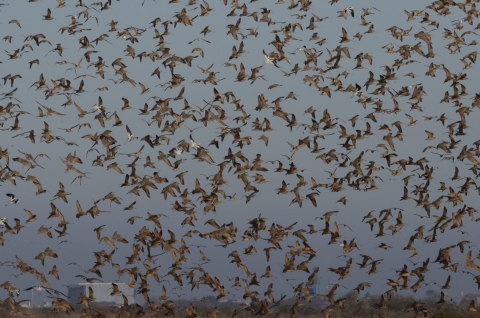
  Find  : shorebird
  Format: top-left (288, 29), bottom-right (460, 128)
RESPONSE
top-left (344, 6), bottom-right (355, 17)
top-left (126, 125), bottom-right (137, 142)
top-left (52, 183), bottom-right (71, 203)
top-left (263, 50), bottom-right (280, 67)
top-left (353, 83), bottom-right (365, 97)
top-left (43, 8), bottom-right (54, 21)
top-left (189, 135), bottom-right (201, 149)
top-left (173, 148), bottom-right (183, 156)
top-left (5, 193), bottom-right (19, 205)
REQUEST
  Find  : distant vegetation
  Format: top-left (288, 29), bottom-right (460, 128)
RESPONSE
top-left (1, 293), bottom-right (478, 317)
top-left (432, 312), bottom-right (466, 318)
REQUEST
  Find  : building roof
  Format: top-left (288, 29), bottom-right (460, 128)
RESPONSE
top-left (464, 294), bottom-right (480, 299)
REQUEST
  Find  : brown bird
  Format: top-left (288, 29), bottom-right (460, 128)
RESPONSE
top-left (23, 209), bottom-right (37, 223)
top-left (38, 225), bottom-right (53, 239)
top-left (52, 182), bottom-right (71, 203)
top-left (43, 8), bottom-right (54, 20)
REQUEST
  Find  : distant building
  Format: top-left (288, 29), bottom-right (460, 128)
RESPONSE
top-left (67, 283), bottom-right (134, 306)
top-left (217, 298), bottom-right (248, 305)
top-left (308, 278), bottom-right (320, 296)
top-left (462, 294), bottom-right (480, 304)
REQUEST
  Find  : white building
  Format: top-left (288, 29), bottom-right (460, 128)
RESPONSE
top-left (68, 283), bottom-right (134, 306)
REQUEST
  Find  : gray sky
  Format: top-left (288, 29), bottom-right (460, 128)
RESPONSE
top-left (0, 0), bottom-right (479, 311)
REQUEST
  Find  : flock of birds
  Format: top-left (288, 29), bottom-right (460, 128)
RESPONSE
top-left (0, 0), bottom-right (480, 317)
